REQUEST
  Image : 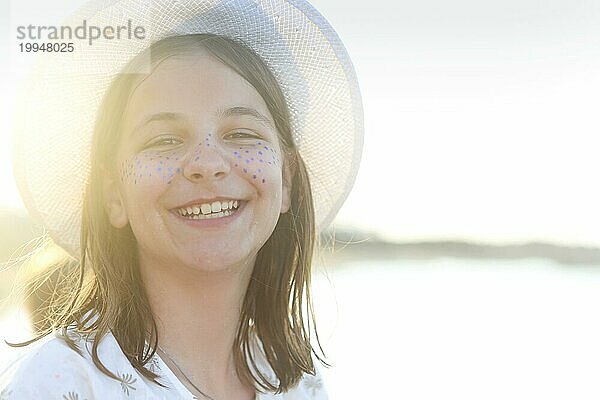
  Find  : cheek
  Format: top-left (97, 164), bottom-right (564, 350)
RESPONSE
top-left (232, 142), bottom-right (283, 185)
top-left (119, 150), bottom-right (183, 187)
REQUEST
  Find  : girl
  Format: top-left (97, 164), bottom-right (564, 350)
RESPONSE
top-left (0, 1), bottom-right (363, 399)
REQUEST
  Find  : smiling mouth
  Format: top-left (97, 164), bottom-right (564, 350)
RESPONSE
top-left (174, 200), bottom-right (245, 220)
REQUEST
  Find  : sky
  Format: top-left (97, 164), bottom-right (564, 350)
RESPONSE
top-left (1, 0), bottom-right (600, 246)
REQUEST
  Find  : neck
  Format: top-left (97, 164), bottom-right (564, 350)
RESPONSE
top-left (139, 251), bottom-right (256, 397)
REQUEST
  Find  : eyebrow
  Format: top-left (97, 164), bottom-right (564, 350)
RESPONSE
top-left (216, 106), bottom-right (276, 130)
top-left (133, 107), bottom-right (276, 136)
top-left (132, 112), bottom-right (184, 135)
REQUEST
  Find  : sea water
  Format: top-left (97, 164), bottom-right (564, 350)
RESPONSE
top-left (2, 258), bottom-right (600, 399)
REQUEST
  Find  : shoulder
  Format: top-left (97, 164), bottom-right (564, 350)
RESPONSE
top-left (250, 334), bottom-right (329, 400)
top-left (0, 332), bottom-right (97, 399)
top-left (286, 364), bottom-right (329, 400)
top-left (0, 328), bottom-right (157, 400)
top-left (255, 360), bottom-right (329, 400)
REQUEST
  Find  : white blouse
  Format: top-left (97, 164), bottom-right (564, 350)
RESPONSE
top-left (0, 315), bottom-right (328, 400)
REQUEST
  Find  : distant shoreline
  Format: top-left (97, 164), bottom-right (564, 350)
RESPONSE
top-left (319, 234), bottom-right (600, 266)
top-left (2, 208), bottom-right (600, 267)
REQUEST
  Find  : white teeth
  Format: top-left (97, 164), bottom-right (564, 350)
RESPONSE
top-left (184, 210), bottom-right (233, 220)
top-left (177, 200), bottom-right (242, 216)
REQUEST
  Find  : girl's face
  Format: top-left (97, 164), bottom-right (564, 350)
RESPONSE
top-left (105, 51), bottom-right (292, 272)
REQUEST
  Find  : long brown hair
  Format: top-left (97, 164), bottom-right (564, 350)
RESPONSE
top-left (5, 33), bottom-right (329, 394)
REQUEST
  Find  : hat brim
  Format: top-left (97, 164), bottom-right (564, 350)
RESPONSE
top-left (12, 0), bottom-right (364, 257)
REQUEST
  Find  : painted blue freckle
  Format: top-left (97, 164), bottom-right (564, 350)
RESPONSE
top-left (258, 151), bottom-right (263, 155)
top-left (243, 168), bottom-right (247, 173)
top-left (245, 150), bottom-right (249, 153)
top-left (157, 167), bottom-right (162, 171)
top-left (246, 160), bottom-right (249, 163)
top-left (258, 169), bottom-right (262, 172)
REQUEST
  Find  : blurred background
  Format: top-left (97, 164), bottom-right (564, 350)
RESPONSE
top-left (2, 0), bottom-right (600, 398)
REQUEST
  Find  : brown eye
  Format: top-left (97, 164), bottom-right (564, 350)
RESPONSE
top-left (145, 136), bottom-right (183, 149)
top-left (227, 131), bottom-right (262, 139)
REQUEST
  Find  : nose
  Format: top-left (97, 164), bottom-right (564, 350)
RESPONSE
top-left (182, 142), bottom-right (231, 183)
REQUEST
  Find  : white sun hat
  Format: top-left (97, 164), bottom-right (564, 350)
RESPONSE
top-left (12, 0), bottom-right (364, 257)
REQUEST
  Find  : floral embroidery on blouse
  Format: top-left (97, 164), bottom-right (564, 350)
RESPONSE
top-left (301, 373), bottom-right (323, 397)
top-left (117, 372), bottom-right (137, 396)
top-left (146, 355), bottom-right (161, 373)
top-left (67, 330), bottom-right (90, 343)
top-left (62, 392), bottom-right (88, 400)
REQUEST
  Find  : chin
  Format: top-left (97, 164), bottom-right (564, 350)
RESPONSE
top-left (182, 252), bottom-right (255, 272)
